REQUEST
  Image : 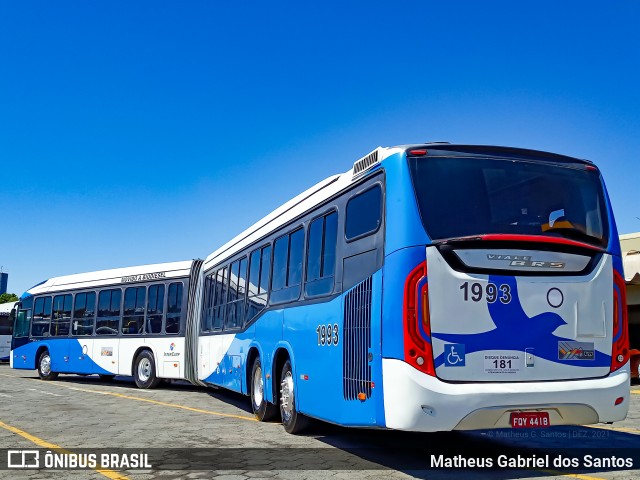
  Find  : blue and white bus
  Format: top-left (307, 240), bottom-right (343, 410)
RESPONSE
top-left (12, 144), bottom-right (630, 433)
top-left (11, 261), bottom-right (200, 386)
top-left (193, 144), bottom-right (629, 433)
top-left (0, 302), bottom-right (17, 361)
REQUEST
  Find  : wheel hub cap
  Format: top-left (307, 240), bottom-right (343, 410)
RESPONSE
top-left (138, 358), bottom-right (151, 382)
top-left (280, 371), bottom-right (294, 420)
top-left (41, 355), bottom-right (51, 376)
top-left (253, 366), bottom-right (264, 406)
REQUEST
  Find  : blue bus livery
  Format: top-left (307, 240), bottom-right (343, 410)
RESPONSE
top-left (12, 144), bottom-right (630, 433)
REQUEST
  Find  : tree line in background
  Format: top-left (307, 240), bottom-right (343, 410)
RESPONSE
top-left (0, 293), bottom-right (19, 303)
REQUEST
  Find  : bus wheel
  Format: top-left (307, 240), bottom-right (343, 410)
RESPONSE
top-left (134, 351), bottom-right (161, 389)
top-left (279, 359), bottom-right (308, 434)
top-left (99, 374), bottom-right (116, 382)
top-left (38, 351), bottom-right (59, 381)
top-left (251, 357), bottom-right (278, 421)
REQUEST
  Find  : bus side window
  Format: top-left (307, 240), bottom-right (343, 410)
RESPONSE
top-left (225, 257), bottom-right (247, 330)
top-left (305, 211), bottom-right (338, 297)
top-left (271, 228), bottom-right (304, 304)
top-left (96, 289), bottom-right (121, 336)
top-left (146, 284), bottom-right (165, 335)
top-left (213, 268), bottom-right (227, 331)
top-left (51, 294), bottom-right (72, 337)
top-left (341, 180), bottom-right (386, 291)
top-left (207, 274), bottom-right (216, 332)
top-left (272, 235), bottom-right (288, 292)
top-left (32, 297), bottom-right (52, 337)
top-left (201, 275), bottom-right (212, 333)
top-left (345, 185), bottom-right (382, 241)
top-left (245, 245), bottom-right (270, 325)
top-left (73, 292), bottom-right (96, 336)
top-left (123, 286), bottom-right (146, 335)
top-left (166, 282), bottom-right (183, 334)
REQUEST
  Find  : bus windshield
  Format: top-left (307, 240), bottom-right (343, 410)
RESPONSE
top-left (408, 156), bottom-right (609, 248)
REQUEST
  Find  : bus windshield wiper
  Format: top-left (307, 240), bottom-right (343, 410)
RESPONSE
top-left (430, 235), bottom-right (483, 246)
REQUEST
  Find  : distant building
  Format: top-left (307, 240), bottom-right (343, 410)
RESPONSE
top-left (0, 273), bottom-right (7, 295)
top-left (621, 233), bottom-right (640, 349)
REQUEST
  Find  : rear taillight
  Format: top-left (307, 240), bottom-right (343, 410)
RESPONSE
top-left (611, 270), bottom-right (629, 373)
top-left (403, 262), bottom-right (435, 375)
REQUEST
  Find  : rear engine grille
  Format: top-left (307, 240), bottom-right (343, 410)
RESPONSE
top-left (343, 276), bottom-right (373, 400)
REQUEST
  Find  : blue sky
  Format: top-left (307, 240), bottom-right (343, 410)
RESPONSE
top-left (1, 1), bottom-right (639, 295)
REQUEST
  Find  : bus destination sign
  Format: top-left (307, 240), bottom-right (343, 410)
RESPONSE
top-left (121, 272), bottom-right (167, 283)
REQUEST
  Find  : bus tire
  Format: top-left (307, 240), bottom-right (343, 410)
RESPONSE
top-left (251, 357), bottom-right (278, 421)
top-left (37, 350), bottom-right (59, 381)
top-left (134, 351), bottom-right (161, 389)
top-left (99, 374), bottom-right (116, 381)
top-left (279, 359), bottom-right (308, 434)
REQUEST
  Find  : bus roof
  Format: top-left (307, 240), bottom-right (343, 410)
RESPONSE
top-left (0, 301), bottom-right (17, 314)
top-left (25, 260), bottom-right (195, 297)
top-left (203, 143), bottom-right (592, 270)
top-left (203, 146), bottom-right (404, 270)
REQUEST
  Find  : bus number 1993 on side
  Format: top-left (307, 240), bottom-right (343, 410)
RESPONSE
top-left (317, 324), bottom-right (339, 346)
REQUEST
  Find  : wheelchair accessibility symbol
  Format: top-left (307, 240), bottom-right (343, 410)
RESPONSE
top-left (444, 344), bottom-right (465, 367)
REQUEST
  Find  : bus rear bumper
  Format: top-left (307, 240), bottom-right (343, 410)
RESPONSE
top-left (382, 358), bottom-right (630, 432)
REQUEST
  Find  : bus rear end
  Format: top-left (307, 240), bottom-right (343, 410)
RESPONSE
top-left (382, 146), bottom-right (629, 431)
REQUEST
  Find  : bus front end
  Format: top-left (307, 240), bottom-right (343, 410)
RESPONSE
top-left (381, 146), bottom-right (629, 432)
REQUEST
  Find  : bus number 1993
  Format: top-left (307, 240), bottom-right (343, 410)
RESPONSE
top-left (460, 282), bottom-right (511, 304)
top-left (317, 324), bottom-right (339, 346)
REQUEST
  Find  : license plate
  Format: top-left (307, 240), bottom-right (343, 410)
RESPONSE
top-left (510, 411), bottom-right (550, 428)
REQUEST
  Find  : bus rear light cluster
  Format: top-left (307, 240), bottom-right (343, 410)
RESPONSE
top-left (611, 270), bottom-right (629, 373)
top-left (404, 262), bottom-right (435, 376)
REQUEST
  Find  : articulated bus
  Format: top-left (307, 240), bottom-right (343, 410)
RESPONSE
top-left (12, 144), bottom-right (629, 433)
top-left (0, 302), bottom-right (17, 361)
top-left (10, 261), bottom-right (201, 386)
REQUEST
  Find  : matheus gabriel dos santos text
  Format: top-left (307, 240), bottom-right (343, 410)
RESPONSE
top-left (431, 454), bottom-right (634, 469)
